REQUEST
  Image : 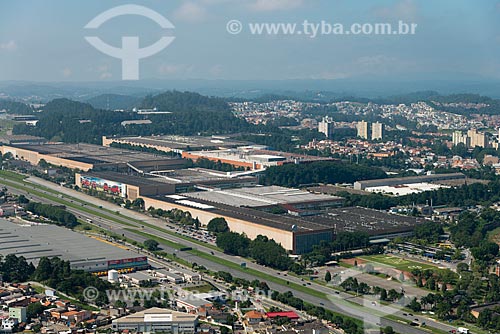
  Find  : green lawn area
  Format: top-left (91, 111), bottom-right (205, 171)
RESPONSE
top-left (0, 119), bottom-right (15, 136)
top-left (360, 254), bottom-right (440, 272)
top-left (128, 228), bottom-right (186, 250)
top-left (184, 284), bottom-right (215, 293)
top-left (74, 220), bottom-right (105, 233)
top-left (0, 170), bottom-right (27, 182)
top-left (488, 226), bottom-right (500, 244)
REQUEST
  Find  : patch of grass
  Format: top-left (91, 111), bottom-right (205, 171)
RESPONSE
top-left (184, 284), bottom-right (214, 293)
top-left (488, 226), bottom-right (500, 244)
top-left (74, 221), bottom-right (102, 233)
top-left (27, 282), bottom-right (98, 311)
top-left (0, 170), bottom-right (27, 182)
top-left (127, 228), bottom-right (186, 250)
top-left (155, 251), bottom-right (192, 267)
top-left (31, 285), bottom-right (45, 294)
top-left (0, 120), bottom-right (15, 136)
top-left (360, 254), bottom-right (440, 272)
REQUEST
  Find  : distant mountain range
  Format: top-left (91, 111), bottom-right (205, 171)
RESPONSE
top-left (2, 77), bottom-right (500, 103)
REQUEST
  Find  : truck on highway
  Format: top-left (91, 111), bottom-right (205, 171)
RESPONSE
top-left (457, 328), bottom-right (470, 334)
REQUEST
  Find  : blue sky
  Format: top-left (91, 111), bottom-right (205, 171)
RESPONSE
top-left (0, 0), bottom-right (499, 82)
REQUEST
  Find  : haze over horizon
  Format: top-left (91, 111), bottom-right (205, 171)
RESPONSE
top-left (0, 0), bottom-right (499, 85)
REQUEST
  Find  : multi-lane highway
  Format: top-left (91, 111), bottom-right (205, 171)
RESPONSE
top-left (0, 173), bottom-right (459, 334)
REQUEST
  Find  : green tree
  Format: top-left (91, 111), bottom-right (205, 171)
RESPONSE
top-left (143, 239), bottom-right (159, 251)
top-left (17, 194), bottom-right (29, 204)
top-left (382, 326), bottom-right (395, 334)
top-left (408, 298), bottom-right (422, 312)
top-left (380, 289), bottom-right (387, 301)
top-left (26, 300), bottom-right (47, 320)
top-left (216, 232), bottom-right (250, 257)
top-left (207, 217), bottom-right (229, 233)
top-left (250, 235), bottom-right (291, 270)
top-left (325, 271), bottom-right (332, 283)
top-left (414, 221), bottom-right (444, 244)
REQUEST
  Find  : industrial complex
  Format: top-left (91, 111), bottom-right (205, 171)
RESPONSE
top-left (102, 135), bottom-right (251, 153)
top-left (142, 191), bottom-right (423, 254)
top-left (353, 173), bottom-right (466, 190)
top-left (182, 147), bottom-right (335, 170)
top-left (353, 173), bottom-right (466, 196)
top-left (0, 138), bottom-right (426, 255)
top-left (183, 185), bottom-right (343, 210)
top-left (75, 169), bottom-right (258, 200)
top-left (0, 143), bottom-right (185, 172)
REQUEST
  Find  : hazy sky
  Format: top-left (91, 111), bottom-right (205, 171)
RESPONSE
top-left (0, 0), bottom-right (499, 82)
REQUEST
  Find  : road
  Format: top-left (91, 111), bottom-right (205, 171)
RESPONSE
top-left (0, 174), bottom-right (458, 334)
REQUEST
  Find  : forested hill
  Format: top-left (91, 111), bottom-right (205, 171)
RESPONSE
top-left (44, 98), bottom-right (96, 113)
top-left (140, 91), bottom-right (231, 112)
top-left (0, 100), bottom-right (34, 114)
top-left (12, 91), bottom-right (250, 144)
top-left (14, 98), bottom-right (139, 143)
top-left (86, 94), bottom-right (141, 110)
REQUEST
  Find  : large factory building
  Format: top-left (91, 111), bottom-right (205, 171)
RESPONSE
top-left (75, 169), bottom-right (258, 200)
top-left (143, 194), bottom-right (333, 254)
top-left (0, 219), bottom-right (149, 273)
top-left (0, 143), bottom-right (185, 172)
top-left (142, 186), bottom-right (422, 254)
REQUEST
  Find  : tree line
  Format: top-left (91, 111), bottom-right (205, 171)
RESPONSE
top-left (26, 201), bottom-right (78, 228)
top-left (260, 161), bottom-right (387, 187)
top-left (0, 255), bottom-right (113, 306)
top-left (339, 179), bottom-right (500, 210)
top-left (450, 209), bottom-right (500, 264)
top-left (216, 231), bottom-right (295, 271)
